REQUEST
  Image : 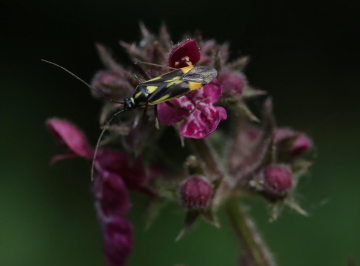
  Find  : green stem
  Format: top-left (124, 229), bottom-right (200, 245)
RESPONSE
top-left (225, 196), bottom-right (275, 266)
top-left (190, 138), bottom-right (275, 266)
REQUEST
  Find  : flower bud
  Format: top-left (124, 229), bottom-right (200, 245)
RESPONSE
top-left (261, 165), bottom-right (292, 197)
top-left (290, 134), bottom-right (312, 156)
top-left (180, 176), bottom-right (212, 210)
top-left (275, 128), bottom-right (312, 158)
top-left (91, 71), bottom-right (132, 100)
top-left (218, 72), bottom-right (245, 95)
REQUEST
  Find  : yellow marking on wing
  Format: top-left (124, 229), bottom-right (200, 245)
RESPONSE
top-left (164, 76), bottom-right (180, 82)
top-left (134, 92), bottom-right (142, 99)
top-left (146, 86), bottom-right (158, 94)
top-left (150, 94), bottom-right (170, 104)
top-left (166, 79), bottom-right (183, 88)
top-left (130, 97), bottom-right (135, 105)
top-left (181, 65), bottom-right (194, 74)
top-left (188, 82), bottom-right (202, 90)
top-left (147, 76), bottom-right (161, 82)
top-left (166, 82), bottom-right (174, 88)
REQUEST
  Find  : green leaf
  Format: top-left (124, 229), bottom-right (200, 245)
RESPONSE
top-left (176, 210), bottom-right (201, 241)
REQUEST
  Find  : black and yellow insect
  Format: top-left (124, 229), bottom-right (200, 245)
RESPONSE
top-left (123, 64), bottom-right (217, 110)
top-left (42, 59), bottom-right (217, 180)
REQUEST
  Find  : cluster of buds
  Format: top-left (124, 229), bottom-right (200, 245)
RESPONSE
top-left (46, 24), bottom-right (313, 266)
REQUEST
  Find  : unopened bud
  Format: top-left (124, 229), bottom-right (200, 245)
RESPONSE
top-left (290, 134), bottom-right (312, 156)
top-left (180, 176), bottom-right (212, 210)
top-left (275, 128), bottom-right (312, 158)
top-left (261, 165), bottom-right (292, 197)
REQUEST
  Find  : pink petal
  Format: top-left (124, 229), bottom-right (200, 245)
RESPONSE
top-left (96, 205), bottom-right (133, 266)
top-left (95, 149), bottom-right (149, 189)
top-left (46, 119), bottom-right (92, 159)
top-left (94, 163), bottom-right (130, 214)
top-left (157, 80), bottom-right (227, 139)
top-left (179, 104), bottom-right (227, 139)
top-left (168, 40), bottom-right (201, 68)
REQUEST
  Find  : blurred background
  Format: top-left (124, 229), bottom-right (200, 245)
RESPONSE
top-left (2, 0), bottom-right (360, 265)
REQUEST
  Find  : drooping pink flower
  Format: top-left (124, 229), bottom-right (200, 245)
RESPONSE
top-left (96, 204), bottom-right (133, 266)
top-left (93, 163), bottom-right (130, 215)
top-left (47, 118), bottom-right (155, 266)
top-left (158, 40), bottom-right (227, 139)
top-left (46, 119), bottom-right (92, 162)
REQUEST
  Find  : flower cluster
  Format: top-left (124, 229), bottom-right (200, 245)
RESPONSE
top-left (46, 25), bottom-right (314, 266)
top-left (47, 119), bottom-right (157, 265)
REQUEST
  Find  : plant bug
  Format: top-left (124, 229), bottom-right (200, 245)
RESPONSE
top-left (42, 59), bottom-right (218, 180)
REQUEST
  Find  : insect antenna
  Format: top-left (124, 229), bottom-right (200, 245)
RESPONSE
top-left (91, 109), bottom-right (125, 181)
top-left (135, 61), bottom-right (178, 71)
top-left (41, 59), bottom-right (124, 104)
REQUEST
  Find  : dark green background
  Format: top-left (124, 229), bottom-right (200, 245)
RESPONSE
top-left (2, 0), bottom-right (360, 265)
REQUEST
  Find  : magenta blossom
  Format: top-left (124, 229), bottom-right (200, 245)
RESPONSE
top-left (96, 203), bottom-right (133, 266)
top-left (46, 118), bottom-right (156, 266)
top-left (158, 40), bottom-right (227, 139)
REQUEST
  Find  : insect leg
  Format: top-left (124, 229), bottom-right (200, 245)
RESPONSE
top-left (165, 99), bottom-right (208, 114)
top-left (154, 105), bottom-right (160, 129)
top-left (165, 101), bottom-right (192, 113)
top-left (91, 109), bottom-right (125, 181)
top-left (134, 62), bottom-right (151, 80)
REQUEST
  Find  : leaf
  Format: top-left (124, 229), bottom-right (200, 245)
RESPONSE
top-left (176, 210), bottom-right (201, 241)
top-left (144, 198), bottom-right (167, 230)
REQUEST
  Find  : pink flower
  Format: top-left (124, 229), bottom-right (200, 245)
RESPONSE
top-left (46, 119), bottom-right (92, 162)
top-left (96, 204), bottom-right (133, 266)
top-left (168, 40), bottom-right (201, 68)
top-left (158, 40), bottom-right (227, 139)
top-left (47, 118), bottom-right (155, 266)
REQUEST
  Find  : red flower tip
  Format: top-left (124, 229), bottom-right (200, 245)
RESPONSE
top-left (168, 40), bottom-right (201, 68)
top-left (180, 175), bottom-right (212, 210)
top-left (46, 119), bottom-right (92, 160)
top-left (218, 72), bottom-right (245, 95)
top-left (262, 165), bottom-right (292, 194)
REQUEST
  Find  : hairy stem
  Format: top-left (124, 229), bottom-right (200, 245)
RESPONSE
top-left (225, 197), bottom-right (275, 266)
top-left (190, 138), bottom-right (275, 266)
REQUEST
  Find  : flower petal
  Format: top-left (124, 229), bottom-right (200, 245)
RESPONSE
top-left (95, 149), bottom-right (149, 189)
top-left (179, 104), bottom-right (227, 139)
top-left (46, 119), bottom-right (92, 159)
top-left (157, 80), bottom-right (227, 138)
top-left (96, 204), bottom-right (133, 266)
top-left (94, 163), bottom-right (130, 214)
top-left (168, 40), bottom-right (201, 68)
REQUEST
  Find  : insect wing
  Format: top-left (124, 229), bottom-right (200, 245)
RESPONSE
top-left (182, 66), bottom-right (217, 84)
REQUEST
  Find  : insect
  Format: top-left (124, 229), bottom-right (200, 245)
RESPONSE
top-left (42, 59), bottom-right (218, 180)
